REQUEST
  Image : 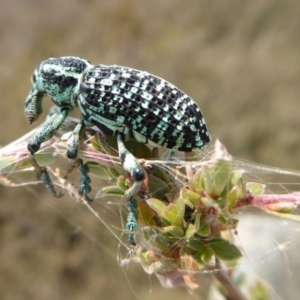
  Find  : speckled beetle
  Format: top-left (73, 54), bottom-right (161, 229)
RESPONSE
top-left (24, 56), bottom-right (210, 244)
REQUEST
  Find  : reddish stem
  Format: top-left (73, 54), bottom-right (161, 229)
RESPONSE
top-left (234, 192), bottom-right (300, 208)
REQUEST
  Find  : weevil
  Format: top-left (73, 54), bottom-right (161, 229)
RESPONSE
top-left (24, 56), bottom-right (210, 244)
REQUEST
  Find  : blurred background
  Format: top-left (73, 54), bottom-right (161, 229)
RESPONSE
top-left (1, 0), bottom-right (300, 299)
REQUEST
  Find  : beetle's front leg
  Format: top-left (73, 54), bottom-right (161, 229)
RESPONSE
top-left (28, 108), bottom-right (69, 153)
top-left (28, 108), bottom-right (69, 197)
top-left (29, 153), bottom-right (63, 198)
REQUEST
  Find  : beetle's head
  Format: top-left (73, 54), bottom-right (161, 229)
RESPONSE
top-left (24, 56), bottom-right (92, 124)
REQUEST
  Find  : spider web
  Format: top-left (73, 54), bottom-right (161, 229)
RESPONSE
top-left (1, 120), bottom-right (300, 300)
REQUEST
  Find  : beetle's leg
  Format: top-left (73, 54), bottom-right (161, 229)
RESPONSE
top-left (78, 160), bottom-right (92, 201)
top-left (65, 120), bottom-right (92, 202)
top-left (70, 158), bottom-right (93, 202)
top-left (30, 153), bottom-right (63, 198)
top-left (66, 119), bottom-right (85, 159)
top-left (117, 133), bottom-right (145, 245)
top-left (27, 108), bottom-right (69, 197)
top-left (117, 133), bottom-right (145, 198)
top-left (28, 108), bottom-right (69, 153)
top-left (126, 196), bottom-right (138, 246)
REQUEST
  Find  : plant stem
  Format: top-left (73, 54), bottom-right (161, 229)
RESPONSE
top-left (235, 192), bottom-right (300, 208)
top-left (210, 259), bottom-right (246, 300)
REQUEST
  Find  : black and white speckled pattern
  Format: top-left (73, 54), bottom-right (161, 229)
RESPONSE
top-left (79, 64), bottom-right (210, 151)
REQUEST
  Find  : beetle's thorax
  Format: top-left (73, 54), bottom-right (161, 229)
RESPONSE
top-left (34, 57), bottom-right (93, 108)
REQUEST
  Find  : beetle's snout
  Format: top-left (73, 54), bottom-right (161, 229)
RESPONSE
top-left (25, 94), bottom-right (38, 124)
top-left (25, 108), bottom-right (37, 124)
top-left (24, 89), bottom-right (43, 124)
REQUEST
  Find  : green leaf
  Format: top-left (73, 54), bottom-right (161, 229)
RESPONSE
top-left (99, 185), bottom-right (124, 197)
top-left (143, 227), bottom-right (173, 252)
top-left (164, 203), bottom-right (180, 225)
top-left (227, 186), bottom-right (241, 208)
top-left (146, 198), bottom-right (170, 224)
top-left (188, 167), bottom-right (203, 194)
top-left (147, 198), bottom-right (167, 215)
top-left (147, 197), bottom-right (184, 226)
top-left (247, 182), bottom-right (265, 196)
top-left (228, 170), bottom-right (244, 189)
top-left (196, 222), bottom-right (211, 237)
top-left (180, 188), bottom-right (201, 208)
top-left (173, 196), bottom-right (185, 226)
top-left (216, 197), bottom-right (227, 208)
top-left (194, 213), bottom-right (201, 231)
top-left (209, 237), bottom-right (241, 261)
top-left (148, 174), bottom-right (172, 202)
top-left (116, 175), bottom-right (127, 191)
top-left (88, 162), bottom-right (119, 180)
top-left (188, 237), bottom-right (205, 251)
top-left (201, 195), bottom-right (217, 208)
top-left (138, 200), bottom-right (159, 226)
top-left (151, 160), bottom-right (173, 187)
top-left (201, 246), bottom-right (214, 264)
top-left (180, 188), bottom-right (193, 208)
top-left (201, 159), bottom-right (232, 197)
top-left (185, 223), bottom-right (196, 239)
top-left (161, 225), bottom-right (184, 238)
top-left (217, 216), bottom-right (239, 229)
